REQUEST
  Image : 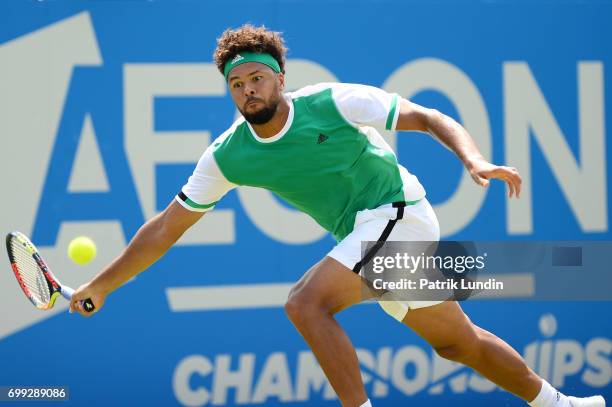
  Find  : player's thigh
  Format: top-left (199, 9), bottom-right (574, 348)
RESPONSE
top-left (289, 256), bottom-right (374, 315)
top-left (401, 301), bottom-right (478, 348)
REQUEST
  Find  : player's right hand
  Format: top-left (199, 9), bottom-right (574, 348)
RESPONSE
top-left (69, 281), bottom-right (106, 317)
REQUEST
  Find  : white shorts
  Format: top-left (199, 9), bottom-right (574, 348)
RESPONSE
top-left (328, 198), bottom-right (442, 322)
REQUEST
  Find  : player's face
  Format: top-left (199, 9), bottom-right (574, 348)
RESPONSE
top-left (228, 62), bottom-right (285, 125)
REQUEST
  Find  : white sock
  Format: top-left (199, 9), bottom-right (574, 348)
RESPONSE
top-left (528, 380), bottom-right (569, 407)
top-left (359, 400), bottom-right (372, 407)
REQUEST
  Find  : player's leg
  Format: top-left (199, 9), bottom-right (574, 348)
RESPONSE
top-left (401, 301), bottom-right (606, 406)
top-left (373, 198), bottom-right (605, 405)
top-left (285, 256), bottom-right (373, 407)
top-left (284, 200), bottom-right (421, 406)
top-left (402, 301), bottom-right (542, 400)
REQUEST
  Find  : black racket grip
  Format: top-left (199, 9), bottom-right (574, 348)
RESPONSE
top-left (82, 299), bottom-right (96, 313)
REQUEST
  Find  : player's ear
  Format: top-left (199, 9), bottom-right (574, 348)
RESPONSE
top-left (277, 72), bottom-right (285, 91)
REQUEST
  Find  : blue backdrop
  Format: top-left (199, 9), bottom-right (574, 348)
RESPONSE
top-left (0, 0), bottom-right (610, 406)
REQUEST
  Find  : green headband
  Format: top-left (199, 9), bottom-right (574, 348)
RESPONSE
top-left (223, 52), bottom-right (281, 80)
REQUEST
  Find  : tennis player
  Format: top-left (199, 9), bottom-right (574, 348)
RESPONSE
top-left (70, 25), bottom-right (605, 407)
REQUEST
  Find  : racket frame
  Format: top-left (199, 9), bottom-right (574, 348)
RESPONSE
top-left (6, 232), bottom-right (71, 310)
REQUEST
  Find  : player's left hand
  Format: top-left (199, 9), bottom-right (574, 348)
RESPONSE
top-left (467, 158), bottom-right (522, 198)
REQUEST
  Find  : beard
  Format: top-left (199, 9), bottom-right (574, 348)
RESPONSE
top-left (240, 90), bottom-right (282, 125)
top-left (241, 102), bottom-right (278, 124)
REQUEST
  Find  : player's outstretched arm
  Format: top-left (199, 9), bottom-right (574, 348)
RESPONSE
top-left (69, 200), bottom-right (204, 316)
top-left (395, 98), bottom-right (522, 198)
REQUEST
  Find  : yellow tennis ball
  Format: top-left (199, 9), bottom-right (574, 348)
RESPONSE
top-left (67, 236), bottom-right (97, 265)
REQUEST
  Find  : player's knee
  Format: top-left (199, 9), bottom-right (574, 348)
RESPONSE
top-left (435, 343), bottom-right (471, 363)
top-left (284, 296), bottom-right (301, 323)
top-left (285, 287), bottom-right (320, 324)
top-left (434, 334), bottom-right (481, 364)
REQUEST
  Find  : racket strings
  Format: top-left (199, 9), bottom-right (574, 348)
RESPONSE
top-left (10, 239), bottom-right (51, 306)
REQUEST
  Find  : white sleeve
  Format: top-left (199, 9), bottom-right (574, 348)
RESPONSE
top-left (175, 145), bottom-right (237, 213)
top-left (330, 83), bottom-right (401, 131)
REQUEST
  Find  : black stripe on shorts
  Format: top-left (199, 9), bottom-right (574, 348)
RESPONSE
top-left (352, 201), bottom-right (406, 274)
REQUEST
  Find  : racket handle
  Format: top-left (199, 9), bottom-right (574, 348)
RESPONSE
top-left (61, 286), bottom-right (96, 313)
top-left (82, 299), bottom-right (96, 313)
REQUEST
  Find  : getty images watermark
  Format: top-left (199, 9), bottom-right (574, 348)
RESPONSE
top-left (359, 241), bottom-right (612, 302)
top-left (371, 249), bottom-right (493, 291)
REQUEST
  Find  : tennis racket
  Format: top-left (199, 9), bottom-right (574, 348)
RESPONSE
top-left (6, 231), bottom-right (95, 313)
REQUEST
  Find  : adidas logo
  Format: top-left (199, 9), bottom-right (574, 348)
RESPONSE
top-left (231, 54), bottom-right (244, 64)
top-left (317, 133), bottom-right (329, 144)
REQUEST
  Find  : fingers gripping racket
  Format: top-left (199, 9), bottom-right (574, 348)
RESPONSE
top-left (6, 231), bottom-right (95, 313)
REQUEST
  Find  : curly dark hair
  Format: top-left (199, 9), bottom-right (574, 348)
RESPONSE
top-left (213, 24), bottom-right (288, 75)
